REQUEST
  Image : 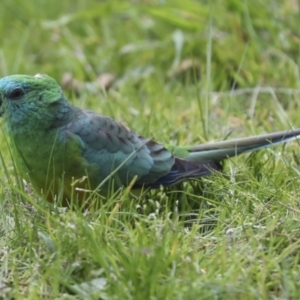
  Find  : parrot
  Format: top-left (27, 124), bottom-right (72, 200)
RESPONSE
top-left (0, 73), bottom-right (299, 206)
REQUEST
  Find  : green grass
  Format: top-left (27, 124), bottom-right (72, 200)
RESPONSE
top-left (1, 0), bottom-right (300, 298)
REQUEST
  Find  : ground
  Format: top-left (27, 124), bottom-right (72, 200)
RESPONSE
top-left (1, 0), bottom-right (300, 299)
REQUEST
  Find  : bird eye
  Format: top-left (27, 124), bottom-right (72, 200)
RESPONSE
top-left (9, 88), bottom-right (25, 100)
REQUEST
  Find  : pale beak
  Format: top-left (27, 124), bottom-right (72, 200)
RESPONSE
top-left (0, 94), bottom-right (3, 116)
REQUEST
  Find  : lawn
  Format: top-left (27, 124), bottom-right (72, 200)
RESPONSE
top-left (1, 0), bottom-right (300, 299)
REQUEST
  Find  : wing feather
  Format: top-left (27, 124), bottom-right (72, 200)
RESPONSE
top-left (63, 110), bottom-right (174, 187)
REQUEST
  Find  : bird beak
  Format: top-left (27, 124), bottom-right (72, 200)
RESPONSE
top-left (0, 94), bottom-right (4, 116)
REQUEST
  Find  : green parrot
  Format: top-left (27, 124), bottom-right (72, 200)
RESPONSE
top-left (0, 74), bottom-right (299, 205)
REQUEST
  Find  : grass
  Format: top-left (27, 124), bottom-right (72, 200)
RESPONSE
top-left (1, 0), bottom-right (300, 298)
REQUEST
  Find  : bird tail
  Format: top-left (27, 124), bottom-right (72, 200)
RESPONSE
top-left (146, 159), bottom-right (222, 188)
top-left (168, 128), bottom-right (300, 162)
top-left (146, 129), bottom-right (300, 188)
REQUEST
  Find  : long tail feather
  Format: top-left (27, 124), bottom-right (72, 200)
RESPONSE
top-left (185, 128), bottom-right (300, 162)
top-left (144, 128), bottom-right (300, 188)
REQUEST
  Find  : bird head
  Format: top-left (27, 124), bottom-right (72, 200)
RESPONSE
top-left (0, 74), bottom-right (63, 125)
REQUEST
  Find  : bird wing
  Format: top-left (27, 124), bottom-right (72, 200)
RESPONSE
top-left (62, 110), bottom-right (175, 187)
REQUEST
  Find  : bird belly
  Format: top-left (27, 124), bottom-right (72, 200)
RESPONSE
top-left (14, 132), bottom-right (100, 205)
